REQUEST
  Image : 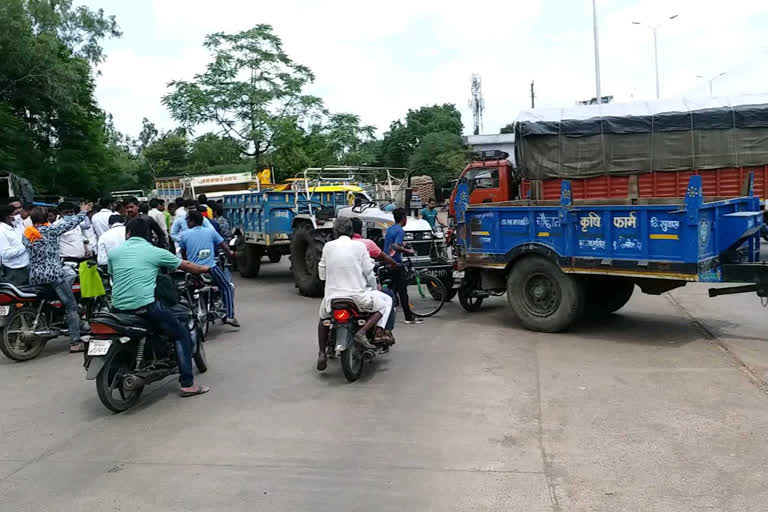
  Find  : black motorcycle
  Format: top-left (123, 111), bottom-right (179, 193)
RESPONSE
top-left (0, 274), bottom-right (110, 362)
top-left (326, 298), bottom-right (393, 382)
top-left (84, 272), bottom-right (207, 412)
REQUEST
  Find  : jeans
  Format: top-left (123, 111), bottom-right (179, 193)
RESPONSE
top-left (391, 265), bottom-right (414, 321)
top-left (143, 300), bottom-right (194, 388)
top-left (2, 266), bottom-right (28, 286)
top-left (52, 268), bottom-right (79, 344)
top-left (380, 287), bottom-right (396, 330)
top-left (209, 265), bottom-right (234, 319)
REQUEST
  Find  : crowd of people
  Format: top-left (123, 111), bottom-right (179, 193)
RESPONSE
top-left (0, 193), bottom-right (238, 397)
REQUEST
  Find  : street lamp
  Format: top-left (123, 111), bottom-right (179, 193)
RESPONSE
top-left (696, 72), bottom-right (727, 97)
top-left (592, 0), bottom-right (602, 104)
top-left (632, 14), bottom-right (678, 99)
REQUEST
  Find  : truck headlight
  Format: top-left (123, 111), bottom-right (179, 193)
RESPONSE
top-left (404, 233), bottom-right (414, 240)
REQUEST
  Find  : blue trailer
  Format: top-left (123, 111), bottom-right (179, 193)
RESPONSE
top-left (222, 185), bottom-right (352, 279)
top-left (453, 175), bottom-right (766, 332)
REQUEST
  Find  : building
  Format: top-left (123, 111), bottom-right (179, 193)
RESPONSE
top-left (462, 133), bottom-right (516, 164)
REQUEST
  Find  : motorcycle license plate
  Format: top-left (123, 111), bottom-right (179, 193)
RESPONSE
top-left (87, 339), bottom-right (112, 356)
top-left (0, 306), bottom-right (9, 316)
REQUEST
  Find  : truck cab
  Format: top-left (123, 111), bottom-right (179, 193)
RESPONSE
top-left (448, 151), bottom-right (517, 219)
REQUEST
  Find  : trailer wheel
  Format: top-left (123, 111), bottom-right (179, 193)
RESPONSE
top-left (507, 256), bottom-right (584, 332)
top-left (267, 250), bottom-right (282, 263)
top-left (237, 242), bottom-right (261, 278)
top-left (291, 224), bottom-right (329, 297)
top-left (584, 277), bottom-right (634, 317)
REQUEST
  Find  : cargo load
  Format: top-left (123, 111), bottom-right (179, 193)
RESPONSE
top-left (514, 95), bottom-right (768, 181)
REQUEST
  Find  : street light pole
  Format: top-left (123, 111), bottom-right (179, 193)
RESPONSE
top-left (696, 72), bottom-right (727, 97)
top-left (633, 15), bottom-right (677, 100)
top-left (653, 27), bottom-right (659, 99)
top-left (592, 0), bottom-right (602, 104)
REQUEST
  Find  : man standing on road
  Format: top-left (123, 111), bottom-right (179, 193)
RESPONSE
top-left (384, 208), bottom-right (422, 324)
top-left (55, 202), bottom-right (92, 263)
top-left (0, 204), bottom-right (29, 285)
top-left (148, 198), bottom-right (169, 240)
top-left (109, 217), bottom-right (211, 397)
top-left (91, 198), bottom-right (114, 239)
top-left (124, 196), bottom-right (168, 249)
top-left (316, 217), bottom-right (393, 371)
top-left (96, 215), bottom-right (126, 270)
top-left (180, 210), bottom-right (239, 328)
top-left (8, 197), bottom-right (25, 234)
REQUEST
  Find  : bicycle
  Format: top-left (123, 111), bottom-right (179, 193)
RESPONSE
top-left (380, 256), bottom-right (447, 318)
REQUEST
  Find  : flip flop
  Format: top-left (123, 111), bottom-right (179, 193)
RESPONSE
top-left (180, 385), bottom-right (210, 397)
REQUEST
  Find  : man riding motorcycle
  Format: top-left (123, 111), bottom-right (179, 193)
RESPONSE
top-left (316, 217), bottom-right (393, 371)
top-left (108, 217), bottom-right (211, 397)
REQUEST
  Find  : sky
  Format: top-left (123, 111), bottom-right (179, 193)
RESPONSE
top-left (84, 0), bottom-right (768, 138)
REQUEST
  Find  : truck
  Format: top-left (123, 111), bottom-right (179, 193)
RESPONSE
top-left (451, 96), bottom-right (768, 332)
top-left (223, 167), bottom-right (452, 296)
top-left (154, 172), bottom-right (255, 204)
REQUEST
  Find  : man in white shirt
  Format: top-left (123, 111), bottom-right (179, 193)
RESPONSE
top-left (315, 217), bottom-right (392, 371)
top-left (91, 198), bottom-right (114, 239)
top-left (148, 198), bottom-right (169, 238)
top-left (97, 215), bottom-right (126, 268)
top-left (8, 197), bottom-right (25, 235)
top-left (0, 204), bottom-right (29, 285)
top-left (174, 197), bottom-right (187, 221)
top-left (55, 202), bottom-right (90, 262)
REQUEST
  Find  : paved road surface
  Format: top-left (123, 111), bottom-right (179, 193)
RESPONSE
top-left (1, 261), bottom-right (767, 511)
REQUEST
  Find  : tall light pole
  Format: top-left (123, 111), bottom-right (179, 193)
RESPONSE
top-left (592, 0), bottom-right (602, 104)
top-left (696, 72), bottom-right (727, 96)
top-left (632, 15), bottom-right (678, 99)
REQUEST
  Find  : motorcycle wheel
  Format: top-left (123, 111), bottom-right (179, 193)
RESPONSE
top-left (96, 346), bottom-right (143, 413)
top-left (0, 308), bottom-right (47, 362)
top-left (197, 296), bottom-right (209, 338)
top-left (340, 345), bottom-right (364, 382)
top-left (194, 331), bottom-right (208, 373)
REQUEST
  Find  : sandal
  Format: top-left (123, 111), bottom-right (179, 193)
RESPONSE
top-left (180, 385), bottom-right (210, 397)
top-left (69, 342), bottom-right (85, 353)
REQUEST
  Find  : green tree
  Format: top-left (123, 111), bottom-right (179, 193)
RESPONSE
top-left (189, 133), bottom-right (245, 168)
top-left (379, 104), bottom-right (463, 168)
top-left (163, 24), bottom-right (324, 162)
top-left (0, 0), bottom-right (123, 197)
top-left (409, 132), bottom-right (468, 191)
top-left (143, 134), bottom-right (189, 177)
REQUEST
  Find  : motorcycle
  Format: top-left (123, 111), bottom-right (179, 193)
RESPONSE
top-left (84, 271), bottom-right (207, 412)
top-left (325, 298), bottom-right (394, 382)
top-left (0, 269), bottom-right (110, 362)
top-left (186, 252), bottom-right (232, 337)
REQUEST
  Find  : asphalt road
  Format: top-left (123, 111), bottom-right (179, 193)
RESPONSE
top-left (1, 260), bottom-right (768, 511)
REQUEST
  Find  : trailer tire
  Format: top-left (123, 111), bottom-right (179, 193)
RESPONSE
top-left (584, 277), bottom-right (634, 316)
top-left (291, 224), bottom-right (329, 297)
top-left (267, 250), bottom-right (282, 263)
top-left (507, 256), bottom-right (584, 332)
top-left (237, 242), bottom-right (261, 278)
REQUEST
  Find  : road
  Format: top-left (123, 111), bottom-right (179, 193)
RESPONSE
top-left (1, 260), bottom-right (768, 511)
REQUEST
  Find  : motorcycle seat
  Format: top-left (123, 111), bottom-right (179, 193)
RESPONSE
top-left (91, 312), bottom-right (149, 336)
top-left (1, 283), bottom-right (56, 300)
top-left (330, 298), bottom-right (364, 314)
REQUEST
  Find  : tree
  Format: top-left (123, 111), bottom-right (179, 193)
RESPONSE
top-left (409, 132), bottom-right (468, 191)
top-left (379, 104), bottom-right (464, 168)
top-left (0, 0), bottom-right (123, 197)
top-left (163, 24), bottom-right (324, 162)
top-left (189, 133), bottom-right (245, 168)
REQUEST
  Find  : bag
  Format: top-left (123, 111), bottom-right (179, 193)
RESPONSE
top-left (155, 273), bottom-right (178, 306)
top-left (78, 262), bottom-right (106, 298)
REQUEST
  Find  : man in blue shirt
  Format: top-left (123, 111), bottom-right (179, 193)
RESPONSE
top-left (383, 208), bottom-right (421, 324)
top-left (179, 210), bottom-right (239, 327)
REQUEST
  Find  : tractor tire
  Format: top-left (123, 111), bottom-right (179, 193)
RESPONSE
top-left (506, 256), bottom-right (584, 333)
top-left (237, 241), bottom-right (262, 278)
top-left (267, 250), bottom-right (282, 263)
top-left (291, 224), bottom-right (330, 297)
top-left (583, 277), bottom-right (634, 317)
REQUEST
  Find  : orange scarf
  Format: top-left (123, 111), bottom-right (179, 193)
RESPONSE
top-left (24, 223), bottom-right (48, 243)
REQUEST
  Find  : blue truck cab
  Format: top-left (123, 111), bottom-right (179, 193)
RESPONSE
top-left (453, 175), bottom-right (765, 332)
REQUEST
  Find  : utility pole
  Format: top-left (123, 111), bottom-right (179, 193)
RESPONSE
top-left (530, 80), bottom-right (535, 108)
top-left (592, 0), bottom-right (602, 104)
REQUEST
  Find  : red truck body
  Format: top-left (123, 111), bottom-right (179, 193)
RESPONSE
top-left (450, 157), bottom-right (768, 216)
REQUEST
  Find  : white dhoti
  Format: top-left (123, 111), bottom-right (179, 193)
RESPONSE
top-left (320, 290), bottom-right (392, 329)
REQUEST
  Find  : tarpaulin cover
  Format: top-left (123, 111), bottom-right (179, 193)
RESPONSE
top-left (514, 95), bottom-right (768, 179)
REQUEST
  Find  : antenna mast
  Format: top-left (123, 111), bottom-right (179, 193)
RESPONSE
top-left (468, 74), bottom-right (484, 135)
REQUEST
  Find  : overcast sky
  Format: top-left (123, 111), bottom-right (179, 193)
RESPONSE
top-left (85, 0), bottom-right (768, 138)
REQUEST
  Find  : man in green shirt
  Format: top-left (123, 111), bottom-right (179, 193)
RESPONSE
top-left (419, 198), bottom-right (442, 230)
top-left (108, 217), bottom-right (211, 397)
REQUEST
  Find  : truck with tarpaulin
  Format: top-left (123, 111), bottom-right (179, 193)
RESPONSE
top-left (452, 96), bottom-right (768, 332)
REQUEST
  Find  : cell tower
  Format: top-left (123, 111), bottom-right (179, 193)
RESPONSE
top-left (468, 74), bottom-right (484, 135)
